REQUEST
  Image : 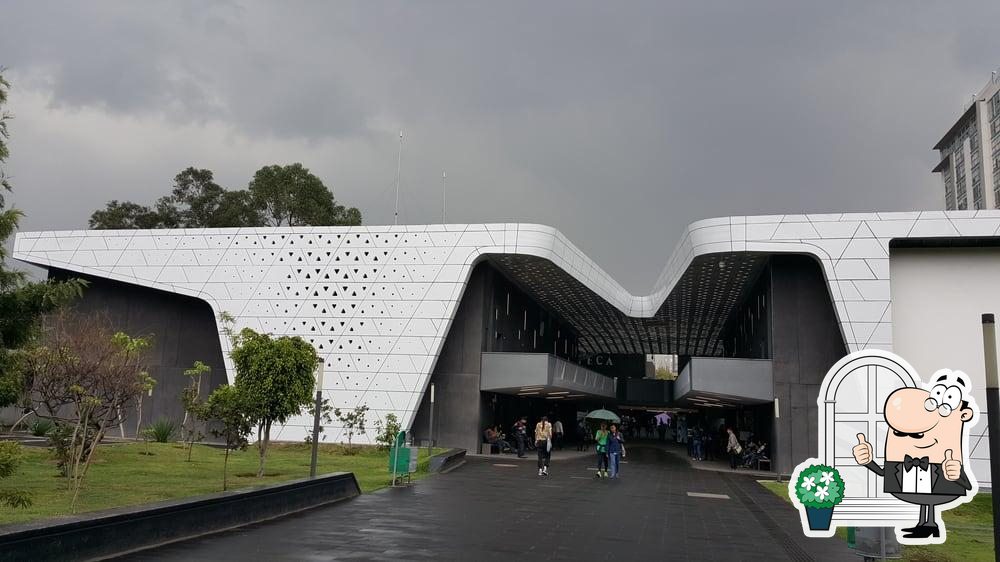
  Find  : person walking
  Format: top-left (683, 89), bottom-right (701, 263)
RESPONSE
top-left (513, 417), bottom-right (528, 458)
top-left (726, 427), bottom-right (742, 470)
top-left (594, 422), bottom-right (610, 478)
top-left (553, 418), bottom-right (564, 450)
top-left (576, 418), bottom-right (588, 451)
top-left (607, 423), bottom-right (625, 479)
top-left (535, 416), bottom-right (553, 476)
top-left (692, 427), bottom-right (703, 461)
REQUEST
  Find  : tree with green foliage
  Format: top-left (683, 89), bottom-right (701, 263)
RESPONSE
top-left (373, 413), bottom-right (401, 451)
top-left (89, 163), bottom-right (361, 230)
top-left (248, 163), bottom-right (361, 226)
top-left (0, 70), bottom-right (86, 412)
top-left (0, 441), bottom-right (30, 508)
top-left (304, 395), bottom-right (333, 445)
top-left (24, 311), bottom-right (152, 511)
top-left (88, 200), bottom-right (169, 229)
top-left (180, 360), bottom-right (210, 462)
top-left (229, 328), bottom-right (318, 477)
top-left (201, 384), bottom-right (252, 491)
top-left (654, 367), bottom-right (676, 380)
top-left (334, 404), bottom-right (369, 452)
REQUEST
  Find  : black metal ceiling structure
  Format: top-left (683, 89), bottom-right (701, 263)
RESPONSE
top-left (487, 252), bottom-right (769, 357)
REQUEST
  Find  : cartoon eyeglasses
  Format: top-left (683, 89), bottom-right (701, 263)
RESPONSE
top-left (924, 384), bottom-right (962, 417)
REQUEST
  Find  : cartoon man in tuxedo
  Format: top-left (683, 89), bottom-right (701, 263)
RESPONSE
top-left (853, 369), bottom-right (977, 540)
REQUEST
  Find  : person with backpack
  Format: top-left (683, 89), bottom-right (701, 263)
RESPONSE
top-left (535, 416), bottom-right (553, 476)
top-left (594, 422), bottom-right (610, 478)
top-left (726, 427), bottom-right (742, 469)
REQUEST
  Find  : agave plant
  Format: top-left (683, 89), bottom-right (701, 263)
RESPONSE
top-left (146, 418), bottom-right (178, 443)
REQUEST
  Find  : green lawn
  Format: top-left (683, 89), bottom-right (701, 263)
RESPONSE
top-left (758, 480), bottom-right (995, 562)
top-left (0, 441), bottom-right (444, 526)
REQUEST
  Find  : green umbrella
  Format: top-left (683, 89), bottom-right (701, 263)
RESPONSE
top-left (585, 409), bottom-right (620, 423)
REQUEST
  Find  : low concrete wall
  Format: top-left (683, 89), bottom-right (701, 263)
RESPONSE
top-left (428, 448), bottom-right (466, 473)
top-left (0, 472), bottom-right (361, 562)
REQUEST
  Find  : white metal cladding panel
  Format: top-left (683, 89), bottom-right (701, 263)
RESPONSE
top-left (15, 211), bottom-right (1000, 442)
top-left (14, 224), bottom-right (636, 444)
top-left (663, 211), bottom-right (1000, 353)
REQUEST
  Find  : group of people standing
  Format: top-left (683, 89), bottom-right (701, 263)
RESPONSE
top-left (517, 415), bottom-right (628, 479)
top-left (593, 422), bottom-right (626, 479)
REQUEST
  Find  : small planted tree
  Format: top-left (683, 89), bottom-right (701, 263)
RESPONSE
top-left (373, 413), bottom-right (401, 451)
top-left (25, 312), bottom-right (152, 511)
top-left (230, 328), bottom-right (317, 477)
top-left (0, 441), bottom-right (30, 508)
top-left (304, 396), bottom-right (333, 445)
top-left (334, 405), bottom-right (369, 452)
top-left (201, 385), bottom-right (252, 491)
top-left (134, 375), bottom-right (157, 438)
top-left (180, 361), bottom-right (211, 461)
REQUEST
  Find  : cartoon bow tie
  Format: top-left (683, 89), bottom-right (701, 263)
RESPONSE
top-left (903, 455), bottom-right (929, 471)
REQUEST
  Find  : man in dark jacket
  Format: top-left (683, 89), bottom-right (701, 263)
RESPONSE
top-left (513, 417), bottom-right (527, 458)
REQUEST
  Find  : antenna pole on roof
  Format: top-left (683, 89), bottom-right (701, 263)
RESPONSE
top-left (394, 130), bottom-right (403, 226)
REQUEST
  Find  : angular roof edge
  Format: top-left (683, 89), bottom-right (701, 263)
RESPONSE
top-left (13, 211), bottom-right (1000, 325)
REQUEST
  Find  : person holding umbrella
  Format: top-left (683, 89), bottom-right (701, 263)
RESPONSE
top-left (585, 409), bottom-right (619, 478)
top-left (594, 422), bottom-right (610, 478)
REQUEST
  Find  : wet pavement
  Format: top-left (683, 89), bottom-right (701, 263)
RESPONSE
top-left (121, 446), bottom-right (855, 561)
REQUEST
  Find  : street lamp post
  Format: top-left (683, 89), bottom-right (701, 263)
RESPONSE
top-left (310, 360), bottom-right (324, 478)
top-left (427, 383), bottom-right (435, 458)
top-left (981, 313), bottom-right (1000, 562)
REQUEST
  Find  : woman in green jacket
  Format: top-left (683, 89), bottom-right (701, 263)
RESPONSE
top-left (594, 422), bottom-right (610, 478)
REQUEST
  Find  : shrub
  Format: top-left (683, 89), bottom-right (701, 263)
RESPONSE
top-left (0, 441), bottom-right (31, 508)
top-left (46, 423), bottom-right (98, 477)
top-left (29, 418), bottom-right (54, 437)
top-left (146, 418), bottom-right (178, 443)
top-left (374, 413), bottom-right (401, 451)
top-left (794, 464), bottom-right (845, 508)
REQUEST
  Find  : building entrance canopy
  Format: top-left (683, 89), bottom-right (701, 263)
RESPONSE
top-left (480, 352), bottom-right (616, 400)
top-left (673, 357), bottom-right (773, 408)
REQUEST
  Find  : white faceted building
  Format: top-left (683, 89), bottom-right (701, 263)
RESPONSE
top-left (14, 212), bottom-right (1000, 508)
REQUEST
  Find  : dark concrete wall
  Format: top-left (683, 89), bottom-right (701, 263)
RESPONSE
top-left (483, 267), bottom-right (580, 358)
top-left (410, 262), bottom-right (488, 452)
top-left (722, 265), bottom-right (771, 359)
top-left (768, 255), bottom-right (847, 474)
top-left (49, 269), bottom-right (228, 437)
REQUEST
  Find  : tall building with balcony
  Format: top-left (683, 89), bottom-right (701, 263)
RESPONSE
top-left (933, 70), bottom-right (1000, 210)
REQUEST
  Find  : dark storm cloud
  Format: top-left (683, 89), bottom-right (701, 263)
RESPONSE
top-left (2, 1), bottom-right (999, 291)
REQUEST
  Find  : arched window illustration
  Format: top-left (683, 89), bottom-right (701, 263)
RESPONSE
top-left (819, 352), bottom-right (921, 524)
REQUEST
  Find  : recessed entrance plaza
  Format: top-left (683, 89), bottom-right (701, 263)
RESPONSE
top-left (126, 446), bottom-right (855, 561)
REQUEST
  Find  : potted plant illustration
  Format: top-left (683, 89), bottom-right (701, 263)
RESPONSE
top-left (794, 464), bottom-right (845, 531)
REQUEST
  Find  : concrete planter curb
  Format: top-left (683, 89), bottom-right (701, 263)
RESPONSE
top-left (0, 472), bottom-right (361, 562)
top-left (428, 448), bottom-right (466, 473)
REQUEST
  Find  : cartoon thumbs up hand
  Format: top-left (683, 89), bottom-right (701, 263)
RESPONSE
top-left (942, 449), bottom-right (962, 481)
top-left (853, 433), bottom-right (873, 465)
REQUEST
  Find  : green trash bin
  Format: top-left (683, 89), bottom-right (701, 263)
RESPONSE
top-left (388, 430), bottom-right (417, 484)
top-left (847, 526), bottom-right (856, 549)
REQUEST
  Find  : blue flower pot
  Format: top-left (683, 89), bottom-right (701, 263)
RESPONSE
top-left (806, 506), bottom-right (834, 530)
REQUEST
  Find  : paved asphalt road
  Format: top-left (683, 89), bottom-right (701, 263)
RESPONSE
top-left (121, 446), bottom-right (855, 561)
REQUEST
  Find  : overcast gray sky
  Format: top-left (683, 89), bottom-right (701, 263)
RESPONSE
top-left (2, 1), bottom-right (998, 292)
